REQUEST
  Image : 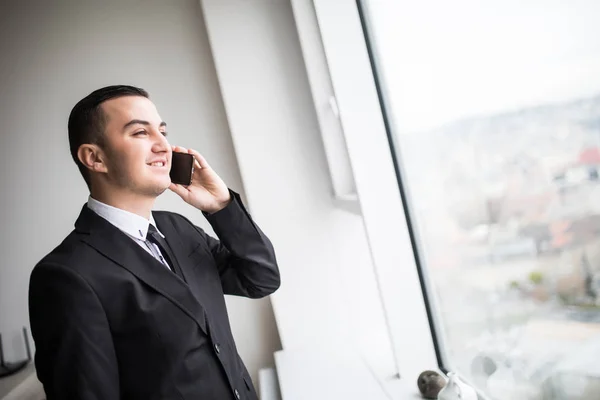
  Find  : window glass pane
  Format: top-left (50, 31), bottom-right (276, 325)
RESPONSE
top-left (361, 0), bottom-right (600, 398)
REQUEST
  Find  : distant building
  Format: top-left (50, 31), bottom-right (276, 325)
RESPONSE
top-left (553, 147), bottom-right (600, 187)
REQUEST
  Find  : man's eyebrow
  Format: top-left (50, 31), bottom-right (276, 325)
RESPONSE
top-left (123, 120), bottom-right (168, 130)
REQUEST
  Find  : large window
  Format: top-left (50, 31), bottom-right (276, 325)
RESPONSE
top-left (360, 0), bottom-right (600, 398)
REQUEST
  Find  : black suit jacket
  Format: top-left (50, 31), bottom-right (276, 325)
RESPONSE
top-left (29, 191), bottom-right (280, 400)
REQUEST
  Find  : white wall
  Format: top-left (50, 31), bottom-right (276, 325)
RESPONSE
top-left (0, 0), bottom-right (280, 384)
top-left (201, 0), bottom-right (396, 376)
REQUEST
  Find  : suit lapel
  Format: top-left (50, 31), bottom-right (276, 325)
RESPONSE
top-left (153, 213), bottom-right (209, 306)
top-left (75, 205), bottom-right (207, 335)
top-left (152, 214), bottom-right (192, 284)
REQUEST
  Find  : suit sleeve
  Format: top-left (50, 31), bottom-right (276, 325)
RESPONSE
top-left (29, 262), bottom-right (120, 400)
top-left (199, 190), bottom-right (280, 298)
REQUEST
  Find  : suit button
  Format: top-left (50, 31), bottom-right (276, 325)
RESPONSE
top-left (234, 388), bottom-right (240, 399)
top-left (214, 343), bottom-right (221, 354)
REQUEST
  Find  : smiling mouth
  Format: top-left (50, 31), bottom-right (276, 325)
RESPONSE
top-left (148, 161), bottom-right (167, 167)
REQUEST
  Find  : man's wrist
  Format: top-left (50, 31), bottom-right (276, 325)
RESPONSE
top-left (202, 192), bottom-right (232, 215)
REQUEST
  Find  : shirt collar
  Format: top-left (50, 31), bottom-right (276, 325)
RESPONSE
top-left (86, 196), bottom-right (165, 240)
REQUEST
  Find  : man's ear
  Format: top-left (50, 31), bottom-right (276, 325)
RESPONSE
top-left (77, 144), bottom-right (108, 174)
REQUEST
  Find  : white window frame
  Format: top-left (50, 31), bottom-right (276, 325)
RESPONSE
top-left (293, 0), bottom-right (441, 391)
top-left (289, 0), bottom-right (360, 214)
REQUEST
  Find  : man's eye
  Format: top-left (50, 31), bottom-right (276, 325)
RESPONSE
top-left (161, 131), bottom-right (168, 137)
top-left (133, 131), bottom-right (147, 136)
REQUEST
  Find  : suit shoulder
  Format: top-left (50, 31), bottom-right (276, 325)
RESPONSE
top-left (153, 210), bottom-right (211, 248)
top-left (33, 230), bottom-right (94, 273)
top-left (153, 210), bottom-right (197, 231)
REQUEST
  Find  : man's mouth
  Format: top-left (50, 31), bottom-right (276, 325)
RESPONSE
top-left (147, 161), bottom-right (167, 167)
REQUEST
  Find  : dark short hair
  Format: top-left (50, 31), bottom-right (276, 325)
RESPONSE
top-left (68, 85), bottom-right (149, 189)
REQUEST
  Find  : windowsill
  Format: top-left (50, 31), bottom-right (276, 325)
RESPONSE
top-left (274, 345), bottom-right (488, 400)
top-left (382, 379), bottom-right (428, 399)
top-left (0, 363), bottom-right (44, 400)
top-left (0, 363), bottom-right (33, 398)
top-left (274, 346), bottom-right (425, 399)
top-left (378, 364), bottom-right (445, 400)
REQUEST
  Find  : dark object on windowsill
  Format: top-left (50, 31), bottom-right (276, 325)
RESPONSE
top-left (0, 327), bottom-right (32, 378)
top-left (417, 370), bottom-right (447, 399)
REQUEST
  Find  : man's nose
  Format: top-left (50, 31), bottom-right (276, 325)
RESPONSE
top-left (152, 131), bottom-right (170, 152)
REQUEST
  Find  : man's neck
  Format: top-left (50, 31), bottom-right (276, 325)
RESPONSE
top-left (90, 189), bottom-right (156, 220)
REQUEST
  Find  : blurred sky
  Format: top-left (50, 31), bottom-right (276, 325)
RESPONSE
top-left (364, 0), bottom-right (600, 132)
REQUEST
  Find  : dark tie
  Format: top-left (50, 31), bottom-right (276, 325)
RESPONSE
top-left (147, 225), bottom-right (179, 276)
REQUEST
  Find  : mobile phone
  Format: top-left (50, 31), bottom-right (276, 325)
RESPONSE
top-left (170, 152), bottom-right (195, 186)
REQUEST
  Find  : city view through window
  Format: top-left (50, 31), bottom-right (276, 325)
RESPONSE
top-left (363, 0), bottom-right (600, 398)
top-left (403, 94), bottom-right (600, 399)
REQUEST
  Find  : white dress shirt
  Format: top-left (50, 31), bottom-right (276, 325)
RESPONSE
top-left (86, 196), bottom-right (172, 271)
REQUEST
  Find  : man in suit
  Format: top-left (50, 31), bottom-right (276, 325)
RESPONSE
top-left (28, 85), bottom-right (280, 400)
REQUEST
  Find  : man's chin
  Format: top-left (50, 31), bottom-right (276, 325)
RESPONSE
top-left (152, 182), bottom-right (171, 196)
top-left (141, 179), bottom-right (171, 197)
top-left (156, 186), bottom-right (169, 196)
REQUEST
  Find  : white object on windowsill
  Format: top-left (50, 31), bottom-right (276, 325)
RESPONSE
top-left (437, 372), bottom-right (478, 400)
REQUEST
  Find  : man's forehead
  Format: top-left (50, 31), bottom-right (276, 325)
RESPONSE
top-left (102, 96), bottom-right (160, 121)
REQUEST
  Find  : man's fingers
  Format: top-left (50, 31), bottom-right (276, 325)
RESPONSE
top-left (187, 148), bottom-right (210, 169)
top-left (172, 146), bottom-right (208, 169)
top-left (168, 183), bottom-right (188, 198)
top-left (172, 145), bottom-right (188, 154)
